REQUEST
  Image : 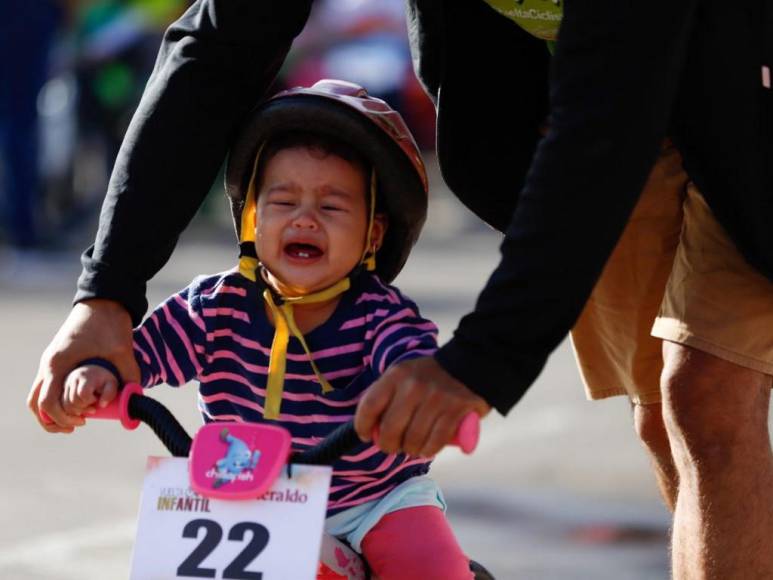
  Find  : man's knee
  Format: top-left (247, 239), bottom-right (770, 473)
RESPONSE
top-left (633, 402), bottom-right (671, 458)
top-left (660, 342), bottom-right (771, 465)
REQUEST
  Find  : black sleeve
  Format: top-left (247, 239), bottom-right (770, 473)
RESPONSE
top-left (75, 0), bottom-right (313, 325)
top-left (435, 0), bottom-right (700, 414)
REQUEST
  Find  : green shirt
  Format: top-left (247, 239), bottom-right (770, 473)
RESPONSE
top-left (482, 0), bottom-right (562, 44)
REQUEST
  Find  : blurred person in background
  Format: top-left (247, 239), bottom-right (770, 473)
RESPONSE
top-left (56, 0), bottom-right (190, 222)
top-left (28, 2), bottom-right (773, 578)
top-left (72, 0), bottom-right (189, 178)
top-left (0, 0), bottom-right (64, 249)
top-left (0, 0), bottom-right (189, 253)
top-left (280, 0), bottom-right (435, 150)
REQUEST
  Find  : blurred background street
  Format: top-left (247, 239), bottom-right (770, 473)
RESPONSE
top-left (0, 1), bottom-right (682, 578)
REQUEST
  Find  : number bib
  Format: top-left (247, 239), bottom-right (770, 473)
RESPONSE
top-left (130, 456), bottom-right (331, 580)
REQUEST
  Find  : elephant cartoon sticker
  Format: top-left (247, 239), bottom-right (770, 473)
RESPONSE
top-left (212, 427), bottom-right (261, 488)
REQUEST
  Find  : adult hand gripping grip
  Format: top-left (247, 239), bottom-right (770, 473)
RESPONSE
top-left (371, 411), bottom-right (480, 454)
top-left (454, 411), bottom-right (481, 454)
top-left (38, 382), bottom-right (143, 430)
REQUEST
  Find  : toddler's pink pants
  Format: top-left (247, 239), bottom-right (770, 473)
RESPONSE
top-left (361, 506), bottom-right (473, 579)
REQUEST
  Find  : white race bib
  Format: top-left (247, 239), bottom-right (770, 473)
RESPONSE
top-left (130, 456), bottom-right (331, 580)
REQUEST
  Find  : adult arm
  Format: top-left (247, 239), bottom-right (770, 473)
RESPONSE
top-left (30, 0), bottom-right (312, 430)
top-left (435, 0), bottom-right (701, 414)
top-left (76, 0), bottom-right (313, 323)
top-left (357, 0), bottom-right (700, 452)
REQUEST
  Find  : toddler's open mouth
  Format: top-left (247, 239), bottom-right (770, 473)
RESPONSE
top-left (284, 242), bottom-right (323, 260)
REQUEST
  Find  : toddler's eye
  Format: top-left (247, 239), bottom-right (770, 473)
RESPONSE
top-left (322, 205), bottom-right (345, 212)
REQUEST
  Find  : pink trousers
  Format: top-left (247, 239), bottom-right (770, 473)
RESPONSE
top-left (361, 506), bottom-right (473, 579)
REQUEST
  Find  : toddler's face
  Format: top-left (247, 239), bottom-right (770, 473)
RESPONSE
top-left (254, 146), bottom-right (383, 296)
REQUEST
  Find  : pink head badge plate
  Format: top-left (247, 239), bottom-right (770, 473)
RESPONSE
top-left (189, 422), bottom-right (292, 500)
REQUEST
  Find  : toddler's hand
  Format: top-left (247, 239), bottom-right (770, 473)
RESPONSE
top-left (62, 365), bottom-right (120, 418)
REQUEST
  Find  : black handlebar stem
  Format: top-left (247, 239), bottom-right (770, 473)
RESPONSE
top-left (290, 421), bottom-right (363, 466)
top-left (127, 395), bottom-right (192, 457)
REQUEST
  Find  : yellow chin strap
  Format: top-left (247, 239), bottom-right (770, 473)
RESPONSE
top-left (359, 170), bottom-right (378, 272)
top-left (236, 146), bottom-right (378, 419)
top-left (237, 143), bottom-right (264, 282)
top-left (262, 276), bottom-right (348, 419)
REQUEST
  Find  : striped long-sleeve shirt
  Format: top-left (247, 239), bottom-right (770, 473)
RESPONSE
top-left (133, 269), bottom-right (438, 515)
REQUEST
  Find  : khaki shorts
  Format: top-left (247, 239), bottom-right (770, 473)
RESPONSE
top-left (571, 144), bottom-right (773, 405)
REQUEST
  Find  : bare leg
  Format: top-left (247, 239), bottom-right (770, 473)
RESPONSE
top-left (633, 402), bottom-right (678, 511)
top-left (661, 342), bottom-right (773, 579)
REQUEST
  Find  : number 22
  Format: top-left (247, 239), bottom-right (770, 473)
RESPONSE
top-left (177, 519), bottom-right (269, 579)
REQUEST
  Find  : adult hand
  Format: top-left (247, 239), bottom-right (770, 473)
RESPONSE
top-left (27, 299), bottom-right (140, 433)
top-left (355, 356), bottom-right (491, 457)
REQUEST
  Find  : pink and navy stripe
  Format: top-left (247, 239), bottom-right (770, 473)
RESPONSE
top-left (133, 270), bottom-right (438, 515)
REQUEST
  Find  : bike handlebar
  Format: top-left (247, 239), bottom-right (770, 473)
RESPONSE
top-left (44, 384), bottom-right (480, 463)
top-left (291, 421), bottom-right (364, 466)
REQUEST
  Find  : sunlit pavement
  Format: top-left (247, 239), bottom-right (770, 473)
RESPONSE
top-left (0, 169), bottom-right (676, 578)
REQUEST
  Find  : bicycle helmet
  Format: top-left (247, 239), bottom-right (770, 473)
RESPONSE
top-left (225, 79), bottom-right (428, 284)
top-left (224, 80), bottom-right (428, 419)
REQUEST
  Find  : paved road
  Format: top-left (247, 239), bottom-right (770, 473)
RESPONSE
top-left (0, 175), bottom-right (675, 578)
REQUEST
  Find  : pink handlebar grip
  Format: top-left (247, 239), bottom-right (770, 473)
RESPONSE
top-left (39, 383), bottom-right (143, 431)
top-left (93, 383), bottom-right (143, 430)
top-left (371, 411), bottom-right (480, 455)
top-left (452, 412), bottom-right (480, 454)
